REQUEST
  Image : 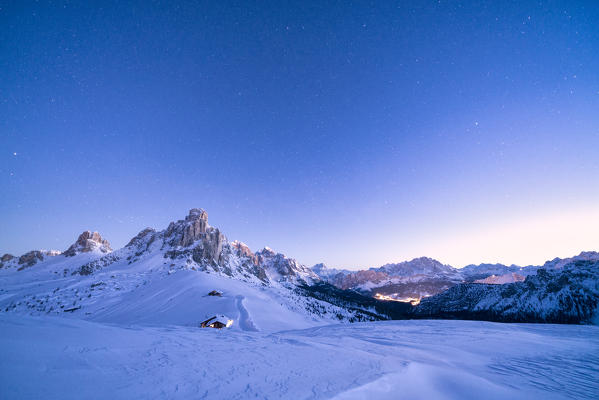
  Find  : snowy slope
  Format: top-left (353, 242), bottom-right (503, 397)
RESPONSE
top-left (0, 209), bottom-right (384, 331)
top-left (1, 314), bottom-right (597, 400)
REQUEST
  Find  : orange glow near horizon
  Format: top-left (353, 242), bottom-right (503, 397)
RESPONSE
top-left (374, 293), bottom-right (421, 305)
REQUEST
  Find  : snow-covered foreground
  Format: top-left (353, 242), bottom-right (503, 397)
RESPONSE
top-left (1, 316), bottom-right (597, 400)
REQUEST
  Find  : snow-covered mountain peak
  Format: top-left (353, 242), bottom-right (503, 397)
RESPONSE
top-left (311, 263), bottom-right (329, 277)
top-left (376, 256), bottom-right (457, 277)
top-left (65, 208), bottom-right (320, 286)
top-left (63, 231), bottom-right (112, 257)
top-left (0, 208), bottom-right (388, 331)
top-left (125, 227), bottom-right (156, 249)
top-left (253, 246), bottom-right (319, 283)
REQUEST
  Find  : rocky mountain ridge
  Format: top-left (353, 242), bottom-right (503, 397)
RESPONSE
top-left (412, 258), bottom-right (599, 324)
top-left (312, 252), bottom-right (599, 301)
top-left (66, 208), bottom-right (320, 285)
top-left (2, 209), bottom-right (597, 325)
top-left (0, 209), bottom-right (384, 328)
top-left (1, 230), bottom-right (111, 271)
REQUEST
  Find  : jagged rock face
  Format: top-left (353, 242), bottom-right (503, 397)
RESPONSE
top-left (255, 247), bottom-right (276, 261)
top-left (257, 247), bottom-right (318, 282)
top-left (165, 208), bottom-right (209, 248)
top-left (231, 241), bottom-right (258, 265)
top-left (123, 228), bottom-right (158, 262)
top-left (64, 231), bottom-right (112, 257)
top-left (68, 208), bottom-right (317, 285)
top-left (270, 255), bottom-right (298, 277)
top-left (158, 209), bottom-right (268, 281)
top-left (162, 210), bottom-right (226, 264)
top-left (191, 229), bottom-right (225, 265)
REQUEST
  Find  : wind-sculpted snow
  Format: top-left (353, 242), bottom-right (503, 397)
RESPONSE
top-left (1, 315), bottom-right (597, 399)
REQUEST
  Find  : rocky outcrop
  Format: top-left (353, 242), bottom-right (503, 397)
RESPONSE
top-left (156, 209), bottom-right (266, 281)
top-left (74, 253), bottom-right (121, 276)
top-left (161, 209), bottom-right (227, 265)
top-left (257, 247), bottom-right (318, 283)
top-left (126, 228), bottom-right (156, 249)
top-left (165, 208), bottom-right (209, 248)
top-left (191, 229), bottom-right (226, 264)
top-left (0, 250), bottom-right (60, 270)
top-left (0, 254), bottom-right (15, 268)
top-left (231, 241), bottom-right (258, 265)
top-left (14, 250), bottom-right (60, 270)
top-left (64, 231), bottom-right (112, 257)
top-left (18, 251), bottom-right (44, 269)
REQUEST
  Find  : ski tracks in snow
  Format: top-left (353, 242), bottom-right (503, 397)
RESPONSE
top-left (235, 295), bottom-right (258, 332)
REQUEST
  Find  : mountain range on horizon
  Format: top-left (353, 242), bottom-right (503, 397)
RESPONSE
top-left (2, 207), bottom-right (596, 279)
top-left (3, 207), bottom-right (597, 305)
top-left (1, 207), bottom-right (598, 327)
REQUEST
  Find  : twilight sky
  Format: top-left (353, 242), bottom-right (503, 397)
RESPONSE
top-left (1, 1), bottom-right (598, 269)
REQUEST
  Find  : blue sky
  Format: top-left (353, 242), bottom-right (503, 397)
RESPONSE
top-left (1, 1), bottom-right (598, 268)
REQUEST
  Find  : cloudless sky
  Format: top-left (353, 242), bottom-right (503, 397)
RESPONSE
top-left (1, 0), bottom-right (598, 268)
